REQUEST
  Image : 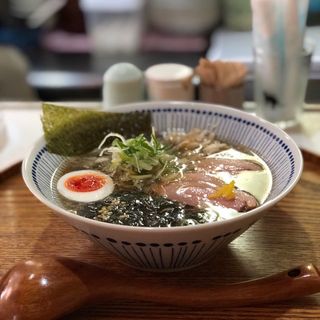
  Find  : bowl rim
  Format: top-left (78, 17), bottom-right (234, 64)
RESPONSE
top-left (22, 101), bottom-right (303, 233)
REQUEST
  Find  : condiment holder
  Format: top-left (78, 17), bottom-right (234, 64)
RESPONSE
top-left (195, 58), bottom-right (247, 108)
top-left (102, 60), bottom-right (247, 108)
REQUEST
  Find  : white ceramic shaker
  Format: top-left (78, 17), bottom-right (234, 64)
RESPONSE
top-left (102, 63), bottom-right (144, 109)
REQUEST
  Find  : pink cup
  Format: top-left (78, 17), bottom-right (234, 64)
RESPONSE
top-left (145, 63), bottom-right (194, 101)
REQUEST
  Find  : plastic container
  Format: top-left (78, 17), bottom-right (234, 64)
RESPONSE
top-left (80, 0), bottom-right (145, 53)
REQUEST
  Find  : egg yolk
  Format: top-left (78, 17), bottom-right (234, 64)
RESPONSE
top-left (64, 174), bottom-right (107, 192)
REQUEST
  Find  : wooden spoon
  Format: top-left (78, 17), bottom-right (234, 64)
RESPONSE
top-left (1, 257), bottom-right (320, 320)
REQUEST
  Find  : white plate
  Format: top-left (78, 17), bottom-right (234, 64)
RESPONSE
top-left (0, 110), bottom-right (42, 174)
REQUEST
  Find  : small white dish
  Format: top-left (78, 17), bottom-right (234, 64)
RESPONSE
top-left (0, 110), bottom-right (42, 174)
top-left (0, 113), bottom-right (7, 151)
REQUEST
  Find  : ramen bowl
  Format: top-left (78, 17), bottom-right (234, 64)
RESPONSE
top-left (22, 101), bottom-right (303, 271)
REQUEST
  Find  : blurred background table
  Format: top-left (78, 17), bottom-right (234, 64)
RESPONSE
top-left (1, 0), bottom-right (320, 103)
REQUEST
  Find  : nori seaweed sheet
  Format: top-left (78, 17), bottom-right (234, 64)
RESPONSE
top-left (42, 103), bottom-right (152, 156)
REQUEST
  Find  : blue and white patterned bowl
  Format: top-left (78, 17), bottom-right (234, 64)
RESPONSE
top-left (22, 101), bottom-right (303, 271)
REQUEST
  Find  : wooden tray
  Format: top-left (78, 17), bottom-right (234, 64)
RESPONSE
top-left (0, 154), bottom-right (320, 319)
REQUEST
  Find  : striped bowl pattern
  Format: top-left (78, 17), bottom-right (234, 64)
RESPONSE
top-left (23, 102), bottom-right (303, 271)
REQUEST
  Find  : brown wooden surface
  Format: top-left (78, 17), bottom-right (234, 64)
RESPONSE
top-left (0, 155), bottom-right (319, 319)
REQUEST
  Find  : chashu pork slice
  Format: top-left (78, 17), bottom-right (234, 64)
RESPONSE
top-left (153, 172), bottom-right (258, 212)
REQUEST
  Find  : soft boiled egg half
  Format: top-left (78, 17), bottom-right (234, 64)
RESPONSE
top-left (57, 170), bottom-right (114, 202)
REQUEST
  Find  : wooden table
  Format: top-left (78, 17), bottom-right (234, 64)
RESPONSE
top-left (1, 105), bottom-right (320, 319)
